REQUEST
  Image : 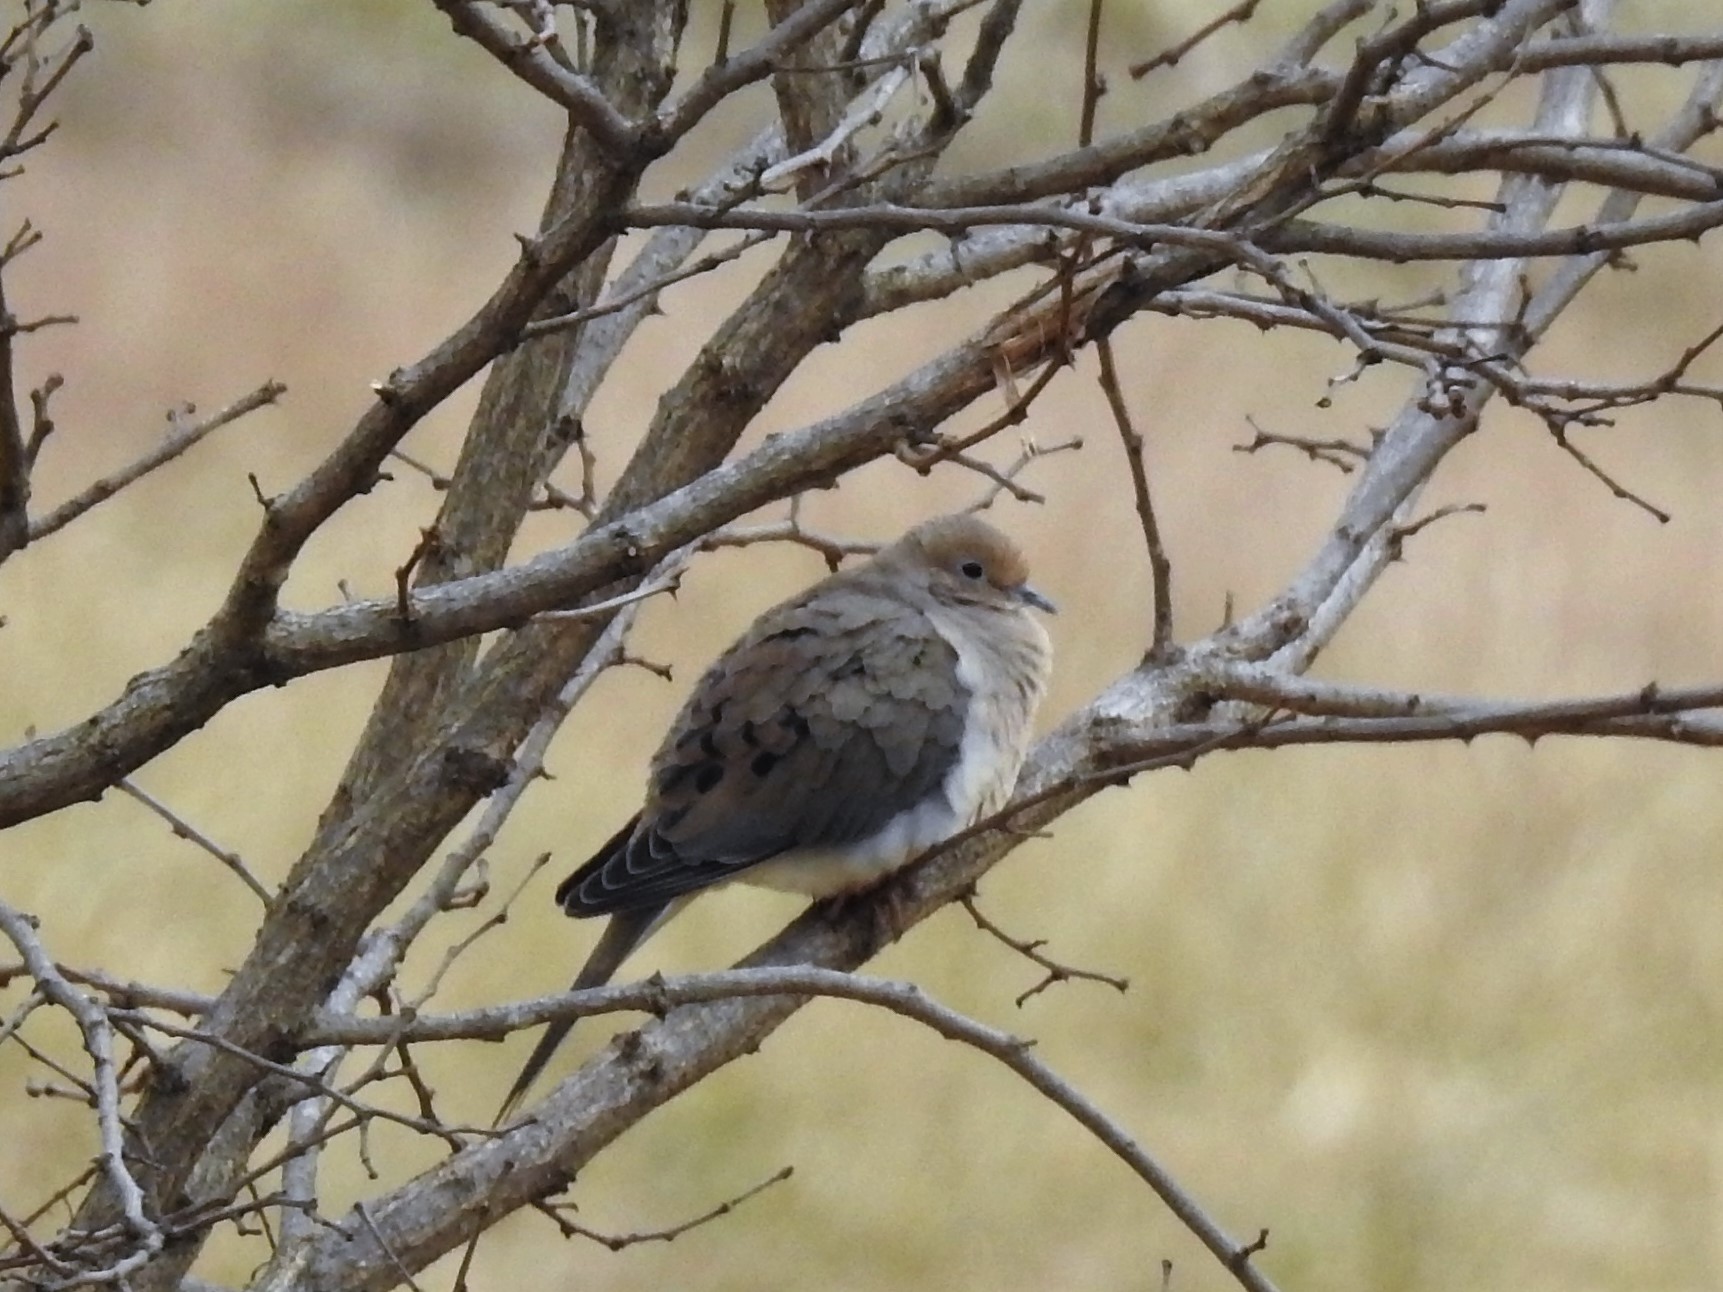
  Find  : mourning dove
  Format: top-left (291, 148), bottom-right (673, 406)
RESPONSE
top-left (499, 513), bottom-right (1055, 1117)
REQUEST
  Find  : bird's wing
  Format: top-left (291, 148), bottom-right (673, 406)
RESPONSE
top-left (557, 586), bottom-right (969, 915)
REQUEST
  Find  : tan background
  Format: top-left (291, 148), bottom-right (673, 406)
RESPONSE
top-left (3, 2), bottom-right (1723, 1289)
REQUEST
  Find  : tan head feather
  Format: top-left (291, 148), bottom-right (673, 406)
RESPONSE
top-left (881, 514), bottom-right (1055, 614)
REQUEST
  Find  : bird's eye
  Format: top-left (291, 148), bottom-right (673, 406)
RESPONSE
top-left (959, 559), bottom-right (985, 579)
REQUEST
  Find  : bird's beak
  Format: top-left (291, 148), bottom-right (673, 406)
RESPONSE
top-left (1015, 584), bottom-right (1057, 614)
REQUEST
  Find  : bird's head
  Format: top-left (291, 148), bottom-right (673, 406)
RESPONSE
top-left (887, 514), bottom-right (1056, 615)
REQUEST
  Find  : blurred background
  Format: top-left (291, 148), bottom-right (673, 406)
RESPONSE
top-left (3, 2), bottom-right (1723, 1289)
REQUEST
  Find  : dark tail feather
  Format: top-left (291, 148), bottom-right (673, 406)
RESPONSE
top-left (494, 903), bottom-right (668, 1124)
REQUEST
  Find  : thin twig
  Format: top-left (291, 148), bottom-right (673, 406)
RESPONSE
top-left (427, 967), bottom-right (1286, 1292)
top-left (115, 780), bottom-right (273, 906)
top-left (1129, 0), bottom-right (1261, 78)
top-left (1233, 416), bottom-right (1372, 474)
top-left (26, 381), bottom-right (285, 543)
top-left (1095, 339), bottom-right (1174, 661)
top-left (538, 1165), bottom-right (794, 1250)
top-left (0, 1197), bottom-right (71, 1279)
top-left (530, 571), bottom-right (684, 621)
top-left (959, 893), bottom-right (1129, 1006)
top-left (108, 1009), bottom-right (472, 1145)
top-left (1079, 0), bottom-right (1105, 147)
top-left (0, 901), bottom-right (165, 1286)
top-left (1549, 427), bottom-right (1671, 522)
top-left (702, 506), bottom-right (878, 572)
top-left (964, 434), bottom-right (1083, 514)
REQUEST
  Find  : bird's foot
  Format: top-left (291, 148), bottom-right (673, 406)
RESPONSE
top-left (818, 879), bottom-right (911, 948)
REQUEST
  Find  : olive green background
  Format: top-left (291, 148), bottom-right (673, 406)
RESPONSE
top-left (3, 3), bottom-right (1722, 1289)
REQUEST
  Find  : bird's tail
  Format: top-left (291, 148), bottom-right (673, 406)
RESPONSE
top-left (494, 902), bottom-right (673, 1124)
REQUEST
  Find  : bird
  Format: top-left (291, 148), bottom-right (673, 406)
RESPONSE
top-left (498, 512), bottom-right (1055, 1118)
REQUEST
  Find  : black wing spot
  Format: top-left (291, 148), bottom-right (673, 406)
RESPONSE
top-left (740, 719), bottom-right (759, 747)
top-left (785, 709), bottom-right (811, 740)
top-left (680, 701), bottom-right (726, 752)
top-left (694, 763), bottom-right (725, 794)
top-left (750, 750), bottom-right (780, 778)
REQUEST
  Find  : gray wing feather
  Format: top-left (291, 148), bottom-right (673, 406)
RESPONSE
top-left (560, 583), bottom-right (967, 915)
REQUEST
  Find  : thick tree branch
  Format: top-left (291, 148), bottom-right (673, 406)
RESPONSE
top-left (431, 1), bottom-right (640, 156)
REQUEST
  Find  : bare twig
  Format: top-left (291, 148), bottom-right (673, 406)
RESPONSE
top-left (539, 1166), bottom-right (795, 1250)
top-left (530, 570), bottom-right (684, 621)
top-left (0, 900), bottom-right (165, 1286)
top-left (26, 381), bottom-right (285, 544)
top-left (431, 1), bottom-right (637, 155)
top-left (701, 504), bottom-right (878, 571)
top-left (326, 966), bottom-right (1287, 1292)
top-left (959, 893), bottom-right (1129, 1006)
top-left (1095, 340), bottom-right (1174, 660)
top-left (963, 434), bottom-right (1083, 514)
top-left (1079, 0), bottom-right (1105, 147)
top-left (1234, 415), bottom-right (1372, 473)
top-left (1129, 0), bottom-right (1262, 78)
top-left (1548, 428), bottom-right (1671, 522)
top-left (115, 780), bottom-right (273, 906)
top-left (522, 231), bottom-right (775, 340)
top-left (0, 1196), bottom-right (71, 1280)
top-left (625, 193), bottom-right (1723, 281)
top-left (760, 61), bottom-right (912, 191)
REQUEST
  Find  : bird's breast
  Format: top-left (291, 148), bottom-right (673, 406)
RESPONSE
top-left (936, 606), bottom-right (1047, 825)
top-left (738, 605), bottom-right (1047, 900)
